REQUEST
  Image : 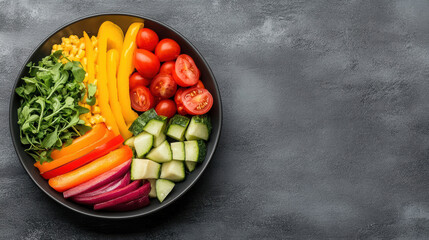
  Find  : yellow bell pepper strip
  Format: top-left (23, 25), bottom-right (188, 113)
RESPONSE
top-left (107, 49), bottom-right (133, 139)
top-left (96, 21), bottom-right (125, 135)
top-left (118, 22), bottom-right (144, 125)
top-left (83, 31), bottom-right (95, 84)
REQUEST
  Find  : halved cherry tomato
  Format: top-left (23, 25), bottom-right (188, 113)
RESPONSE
top-left (174, 88), bottom-right (187, 115)
top-left (150, 73), bottom-right (177, 99)
top-left (155, 39), bottom-right (181, 62)
top-left (172, 54), bottom-right (199, 87)
top-left (134, 49), bottom-right (160, 79)
top-left (136, 28), bottom-right (159, 52)
top-left (155, 99), bottom-right (177, 118)
top-left (130, 86), bottom-right (155, 112)
top-left (130, 72), bottom-right (151, 88)
top-left (181, 87), bottom-right (213, 115)
top-left (159, 61), bottom-right (175, 74)
top-left (193, 80), bottom-right (205, 89)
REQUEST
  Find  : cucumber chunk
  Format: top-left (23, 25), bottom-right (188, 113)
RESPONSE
top-left (171, 142), bottom-right (185, 161)
top-left (156, 179), bottom-right (175, 203)
top-left (124, 137), bottom-right (135, 148)
top-left (166, 115), bottom-right (190, 141)
top-left (185, 115), bottom-right (212, 141)
top-left (130, 159), bottom-right (161, 180)
top-left (185, 161), bottom-right (197, 172)
top-left (160, 160), bottom-right (185, 182)
top-left (153, 132), bottom-right (166, 148)
top-left (146, 140), bottom-right (172, 163)
top-left (148, 179), bottom-right (157, 198)
top-left (144, 118), bottom-right (167, 136)
top-left (184, 140), bottom-right (207, 163)
top-left (134, 132), bottom-right (153, 158)
top-left (129, 109), bottom-right (167, 136)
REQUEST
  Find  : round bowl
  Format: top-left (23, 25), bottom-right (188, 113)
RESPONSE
top-left (9, 13), bottom-right (222, 219)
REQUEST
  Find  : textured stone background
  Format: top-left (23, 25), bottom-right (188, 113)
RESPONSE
top-left (2, 0), bottom-right (429, 239)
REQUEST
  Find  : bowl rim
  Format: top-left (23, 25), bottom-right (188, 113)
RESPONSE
top-left (9, 12), bottom-right (222, 219)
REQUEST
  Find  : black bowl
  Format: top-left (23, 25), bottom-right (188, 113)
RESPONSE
top-left (9, 13), bottom-right (222, 219)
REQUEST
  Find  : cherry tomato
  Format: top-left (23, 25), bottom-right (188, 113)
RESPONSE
top-left (134, 49), bottom-right (160, 79)
top-left (174, 88), bottom-right (187, 115)
top-left (177, 105), bottom-right (187, 115)
top-left (136, 28), bottom-right (159, 52)
top-left (130, 86), bottom-right (155, 112)
top-left (192, 80), bottom-right (205, 89)
top-left (181, 87), bottom-right (213, 115)
top-left (174, 88), bottom-right (185, 105)
top-left (129, 72), bottom-right (151, 89)
top-left (159, 61), bottom-right (175, 75)
top-left (150, 73), bottom-right (177, 99)
top-left (155, 99), bottom-right (177, 118)
top-left (172, 54), bottom-right (199, 87)
top-left (155, 39), bottom-right (181, 62)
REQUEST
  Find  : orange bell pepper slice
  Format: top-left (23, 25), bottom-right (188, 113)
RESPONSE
top-left (35, 126), bottom-right (115, 174)
top-left (50, 123), bottom-right (107, 160)
top-left (48, 146), bottom-right (133, 192)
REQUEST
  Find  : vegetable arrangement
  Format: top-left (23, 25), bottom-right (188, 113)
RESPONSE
top-left (15, 20), bottom-right (214, 212)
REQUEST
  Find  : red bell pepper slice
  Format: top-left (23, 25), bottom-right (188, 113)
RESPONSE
top-left (41, 135), bottom-right (125, 179)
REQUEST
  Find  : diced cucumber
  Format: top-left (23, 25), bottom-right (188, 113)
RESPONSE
top-left (171, 142), bottom-right (185, 161)
top-left (184, 140), bottom-right (207, 163)
top-left (129, 109), bottom-right (167, 136)
top-left (153, 132), bottom-right (166, 148)
top-left (185, 115), bottom-right (212, 141)
top-left (146, 140), bottom-right (172, 163)
top-left (160, 160), bottom-right (185, 182)
top-left (166, 115), bottom-right (190, 141)
top-left (185, 161), bottom-right (197, 172)
top-left (134, 132), bottom-right (153, 158)
top-left (156, 179), bottom-right (175, 203)
top-left (143, 118), bottom-right (167, 136)
top-left (130, 159), bottom-right (161, 180)
top-left (124, 136), bottom-right (135, 148)
top-left (148, 179), bottom-right (157, 198)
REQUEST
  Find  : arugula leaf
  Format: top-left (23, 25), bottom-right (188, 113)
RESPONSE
top-left (41, 128), bottom-right (58, 149)
top-left (71, 61), bottom-right (85, 82)
top-left (86, 96), bottom-right (96, 106)
top-left (74, 124), bottom-right (92, 135)
top-left (15, 51), bottom-right (88, 163)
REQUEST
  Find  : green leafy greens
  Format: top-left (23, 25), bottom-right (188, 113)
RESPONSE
top-left (16, 50), bottom-right (92, 163)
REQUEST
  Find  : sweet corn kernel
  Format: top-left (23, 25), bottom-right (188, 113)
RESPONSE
top-left (52, 34), bottom-right (103, 127)
top-left (92, 106), bottom-right (101, 114)
top-left (77, 49), bottom-right (85, 59)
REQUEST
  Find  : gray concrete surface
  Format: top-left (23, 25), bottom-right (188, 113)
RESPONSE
top-left (2, 0), bottom-right (429, 239)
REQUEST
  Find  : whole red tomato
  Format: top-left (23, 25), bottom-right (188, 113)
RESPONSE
top-left (129, 72), bottom-right (151, 88)
top-left (159, 61), bottom-right (175, 75)
top-left (134, 49), bottom-right (160, 79)
top-left (136, 28), bottom-right (159, 52)
top-left (155, 39), bottom-right (181, 62)
top-left (155, 99), bottom-right (177, 118)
